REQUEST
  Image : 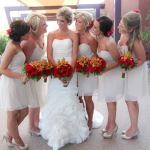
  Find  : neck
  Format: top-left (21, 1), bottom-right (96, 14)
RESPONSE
top-left (59, 27), bottom-right (69, 33)
top-left (32, 33), bottom-right (41, 40)
top-left (97, 33), bottom-right (105, 40)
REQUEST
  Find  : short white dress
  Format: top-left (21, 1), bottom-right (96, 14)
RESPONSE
top-left (119, 45), bottom-right (149, 101)
top-left (0, 51), bottom-right (31, 111)
top-left (78, 43), bottom-right (98, 96)
top-left (97, 50), bottom-right (123, 102)
top-left (28, 44), bottom-right (46, 107)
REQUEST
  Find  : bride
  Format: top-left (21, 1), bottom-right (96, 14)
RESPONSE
top-left (39, 7), bottom-right (89, 150)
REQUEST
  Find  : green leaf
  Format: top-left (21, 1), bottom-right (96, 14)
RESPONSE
top-left (0, 34), bottom-right (9, 55)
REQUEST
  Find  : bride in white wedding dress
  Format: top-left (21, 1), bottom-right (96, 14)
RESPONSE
top-left (39, 7), bottom-right (89, 150)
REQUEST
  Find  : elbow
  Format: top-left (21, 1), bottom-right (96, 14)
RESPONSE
top-left (0, 67), bottom-right (4, 75)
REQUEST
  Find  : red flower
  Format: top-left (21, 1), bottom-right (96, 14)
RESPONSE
top-left (133, 8), bottom-right (140, 14)
top-left (118, 52), bottom-right (137, 78)
top-left (6, 28), bottom-right (13, 35)
top-left (76, 56), bottom-right (90, 74)
top-left (53, 59), bottom-right (73, 78)
top-left (89, 57), bottom-right (106, 75)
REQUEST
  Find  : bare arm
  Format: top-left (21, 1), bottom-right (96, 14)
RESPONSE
top-left (71, 32), bottom-right (79, 69)
top-left (133, 40), bottom-right (146, 66)
top-left (105, 39), bottom-right (120, 71)
top-left (0, 43), bottom-right (24, 80)
top-left (47, 32), bottom-right (57, 66)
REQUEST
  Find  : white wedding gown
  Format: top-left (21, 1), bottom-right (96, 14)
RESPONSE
top-left (39, 39), bottom-right (89, 150)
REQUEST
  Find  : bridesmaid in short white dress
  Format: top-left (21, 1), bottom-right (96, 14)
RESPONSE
top-left (78, 43), bottom-right (104, 128)
top-left (118, 11), bottom-right (148, 139)
top-left (93, 16), bottom-right (123, 139)
top-left (28, 44), bottom-right (45, 107)
top-left (0, 51), bottom-right (31, 111)
top-left (75, 11), bottom-right (103, 131)
top-left (21, 13), bottom-right (47, 134)
top-left (0, 19), bottom-right (31, 149)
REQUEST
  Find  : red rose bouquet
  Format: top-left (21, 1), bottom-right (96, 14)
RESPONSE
top-left (53, 58), bottom-right (73, 87)
top-left (89, 56), bottom-right (106, 75)
top-left (76, 56), bottom-right (90, 75)
top-left (40, 59), bottom-right (54, 82)
top-left (119, 51), bottom-right (137, 78)
top-left (23, 60), bottom-right (43, 83)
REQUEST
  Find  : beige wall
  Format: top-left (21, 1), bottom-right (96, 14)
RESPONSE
top-left (105, 0), bottom-right (139, 19)
top-left (104, 0), bottom-right (115, 19)
top-left (121, 0), bottom-right (139, 16)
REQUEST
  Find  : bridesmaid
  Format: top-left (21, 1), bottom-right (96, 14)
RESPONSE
top-left (0, 20), bottom-right (30, 149)
top-left (75, 11), bottom-right (104, 131)
top-left (21, 13), bottom-right (47, 135)
top-left (118, 11), bottom-right (148, 139)
top-left (93, 16), bottom-right (123, 138)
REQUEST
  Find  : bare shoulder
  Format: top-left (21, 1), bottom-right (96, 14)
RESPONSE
top-left (134, 39), bottom-right (143, 47)
top-left (88, 34), bottom-right (97, 43)
top-left (47, 31), bottom-right (55, 37)
top-left (133, 40), bottom-right (145, 51)
top-left (4, 41), bottom-right (17, 55)
top-left (68, 30), bottom-right (78, 41)
top-left (69, 30), bottom-right (78, 37)
top-left (107, 37), bottom-right (116, 47)
top-left (47, 31), bottom-right (57, 41)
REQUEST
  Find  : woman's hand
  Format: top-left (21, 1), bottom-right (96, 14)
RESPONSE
top-left (20, 74), bottom-right (29, 84)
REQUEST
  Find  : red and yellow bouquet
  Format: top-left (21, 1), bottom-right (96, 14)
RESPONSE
top-left (23, 60), bottom-right (54, 83)
top-left (53, 58), bottom-right (73, 87)
top-left (40, 59), bottom-right (54, 82)
top-left (23, 60), bottom-right (43, 82)
top-left (76, 56), bottom-right (90, 75)
top-left (89, 57), bottom-right (106, 75)
top-left (119, 51), bottom-right (137, 78)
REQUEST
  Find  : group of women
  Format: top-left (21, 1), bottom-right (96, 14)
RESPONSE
top-left (0, 6), bottom-right (148, 150)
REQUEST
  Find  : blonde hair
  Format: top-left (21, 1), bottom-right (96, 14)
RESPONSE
top-left (56, 7), bottom-right (73, 25)
top-left (122, 11), bottom-right (142, 51)
top-left (26, 13), bottom-right (46, 34)
top-left (75, 11), bottom-right (93, 31)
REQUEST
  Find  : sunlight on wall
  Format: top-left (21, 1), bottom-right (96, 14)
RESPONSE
top-left (0, 0), bottom-right (24, 32)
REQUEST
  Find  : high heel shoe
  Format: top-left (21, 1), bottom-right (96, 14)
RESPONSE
top-left (2, 135), bottom-right (14, 147)
top-left (121, 131), bottom-right (139, 140)
top-left (102, 128), bottom-right (107, 134)
top-left (15, 143), bottom-right (29, 150)
top-left (121, 130), bottom-right (126, 134)
top-left (103, 125), bottom-right (118, 139)
top-left (29, 130), bottom-right (41, 136)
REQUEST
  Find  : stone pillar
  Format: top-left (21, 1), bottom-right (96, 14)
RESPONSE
top-left (114, 0), bottom-right (121, 42)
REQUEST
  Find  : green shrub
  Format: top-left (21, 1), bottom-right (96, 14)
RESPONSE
top-left (0, 34), bottom-right (9, 55)
top-left (142, 11), bottom-right (150, 45)
top-left (142, 30), bottom-right (150, 45)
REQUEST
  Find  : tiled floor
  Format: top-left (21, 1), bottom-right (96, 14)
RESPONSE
top-left (0, 80), bottom-right (150, 150)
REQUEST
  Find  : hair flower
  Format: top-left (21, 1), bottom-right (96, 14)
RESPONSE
top-left (133, 9), bottom-right (140, 14)
top-left (107, 28), bottom-right (114, 37)
top-left (6, 28), bottom-right (13, 35)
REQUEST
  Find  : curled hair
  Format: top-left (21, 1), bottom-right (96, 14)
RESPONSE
top-left (75, 11), bottom-right (93, 31)
top-left (56, 7), bottom-right (73, 25)
top-left (122, 11), bottom-right (142, 51)
top-left (9, 20), bottom-right (30, 42)
top-left (96, 16), bottom-right (113, 37)
top-left (26, 13), bottom-right (47, 34)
